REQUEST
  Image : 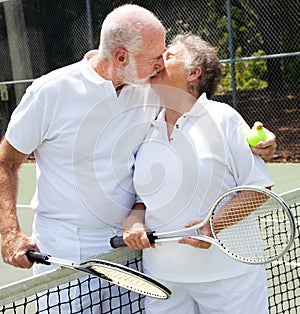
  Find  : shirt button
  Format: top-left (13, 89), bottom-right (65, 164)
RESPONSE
top-left (183, 115), bottom-right (187, 118)
top-left (175, 124), bottom-right (180, 128)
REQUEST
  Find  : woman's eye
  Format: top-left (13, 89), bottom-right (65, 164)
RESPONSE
top-left (165, 53), bottom-right (174, 60)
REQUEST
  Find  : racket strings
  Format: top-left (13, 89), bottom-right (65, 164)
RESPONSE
top-left (212, 191), bottom-right (268, 231)
top-left (89, 265), bottom-right (169, 299)
top-left (211, 191), bottom-right (293, 263)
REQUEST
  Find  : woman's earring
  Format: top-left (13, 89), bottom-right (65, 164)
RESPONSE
top-left (189, 84), bottom-right (194, 93)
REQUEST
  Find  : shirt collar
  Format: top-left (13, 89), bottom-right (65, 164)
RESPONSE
top-left (151, 108), bottom-right (166, 128)
top-left (79, 50), bottom-right (108, 86)
top-left (188, 93), bottom-right (210, 117)
top-left (152, 92), bottom-right (210, 128)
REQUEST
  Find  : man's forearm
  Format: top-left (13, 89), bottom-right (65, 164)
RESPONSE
top-left (0, 138), bottom-right (37, 267)
top-left (0, 162), bottom-right (20, 237)
top-left (0, 138), bottom-right (28, 237)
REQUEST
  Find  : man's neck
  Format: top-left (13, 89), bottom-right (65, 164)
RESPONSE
top-left (89, 55), bottom-right (124, 91)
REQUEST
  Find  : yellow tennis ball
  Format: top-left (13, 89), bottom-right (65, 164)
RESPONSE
top-left (246, 127), bottom-right (267, 147)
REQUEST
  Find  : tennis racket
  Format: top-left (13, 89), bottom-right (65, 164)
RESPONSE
top-left (110, 186), bottom-right (296, 264)
top-left (26, 251), bottom-right (171, 299)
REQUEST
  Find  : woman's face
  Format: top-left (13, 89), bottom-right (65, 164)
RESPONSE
top-left (150, 44), bottom-right (189, 92)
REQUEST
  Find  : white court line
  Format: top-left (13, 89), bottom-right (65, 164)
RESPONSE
top-left (16, 204), bottom-right (31, 209)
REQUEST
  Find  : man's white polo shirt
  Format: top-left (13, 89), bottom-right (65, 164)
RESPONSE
top-left (6, 51), bottom-right (160, 229)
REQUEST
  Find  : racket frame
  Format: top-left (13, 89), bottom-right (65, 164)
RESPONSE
top-left (26, 251), bottom-right (171, 299)
top-left (111, 186), bottom-right (296, 265)
top-left (156, 186), bottom-right (296, 264)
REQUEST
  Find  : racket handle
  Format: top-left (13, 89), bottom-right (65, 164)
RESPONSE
top-left (110, 236), bottom-right (126, 248)
top-left (26, 250), bottom-right (51, 265)
top-left (110, 231), bottom-right (157, 248)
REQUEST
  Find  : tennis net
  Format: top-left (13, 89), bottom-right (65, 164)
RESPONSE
top-left (0, 188), bottom-right (299, 314)
top-left (0, 247), bottom-right (145, 313)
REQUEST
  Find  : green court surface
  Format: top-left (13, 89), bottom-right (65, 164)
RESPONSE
top-left (0, 162), bottom-right (299, 286)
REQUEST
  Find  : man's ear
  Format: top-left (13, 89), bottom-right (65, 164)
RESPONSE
top-left (188, 67), bottom-right (202, 82)
top-left (114, 47), bottom-right (129, 67)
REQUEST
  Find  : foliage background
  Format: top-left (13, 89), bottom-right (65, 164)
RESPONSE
top-left (0, 0), bottom-right (299, 160)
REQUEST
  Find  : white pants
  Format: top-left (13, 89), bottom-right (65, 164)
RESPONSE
top-left (145, 266), bottom-right (268, 314)
top-left (31, 214), bottom-right (117, 273)
top-left (31, 215), bottom-right (143, 314)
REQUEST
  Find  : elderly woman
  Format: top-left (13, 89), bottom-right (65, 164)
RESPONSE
top-left (123, 33), bottom-right (272, 313)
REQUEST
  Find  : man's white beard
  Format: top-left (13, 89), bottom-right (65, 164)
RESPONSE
top-left (119, 58), bottom-right (156, 85)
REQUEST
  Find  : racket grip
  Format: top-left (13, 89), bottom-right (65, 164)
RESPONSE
top-left (110, 236), bottom-right (126, 248)
top-left (110, 232), bottom-right (157, 248)
top-left (26, 250), bottom-right (51, 265)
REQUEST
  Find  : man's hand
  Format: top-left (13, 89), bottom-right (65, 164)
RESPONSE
top-left (250, 122), bottom-right (276, 160)
top-left (1, 229), bottom-right (39, 268)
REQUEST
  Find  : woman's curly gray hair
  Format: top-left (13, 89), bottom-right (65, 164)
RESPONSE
top-left (170, 33), bottom-right (222, 99)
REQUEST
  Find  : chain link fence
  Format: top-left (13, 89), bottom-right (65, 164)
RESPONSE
top-left (0, 0), bottom-right (299, 161)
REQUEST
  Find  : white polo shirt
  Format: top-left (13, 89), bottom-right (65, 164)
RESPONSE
top-left (133, 93), bottom-right (273, 282)
top-left (6, 51), bottom-right (161, 229)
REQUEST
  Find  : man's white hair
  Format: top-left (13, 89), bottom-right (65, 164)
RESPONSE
top-left (98, 4), bottom-right (164, 58)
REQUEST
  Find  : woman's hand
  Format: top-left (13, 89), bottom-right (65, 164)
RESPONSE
top-left (123, 223), bottom-right (153, 250)
top-left (178, 220), bottom-right (213, 249)
top-left (250, 122), bottom-right (276, 160)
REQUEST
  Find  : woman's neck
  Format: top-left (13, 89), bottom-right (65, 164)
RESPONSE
top-left (164, 94), bottom-right (196, 139)
top-left (164, 93), bottom-right (196, 125)
top-left (165, 108), bottom-right (181, 126)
